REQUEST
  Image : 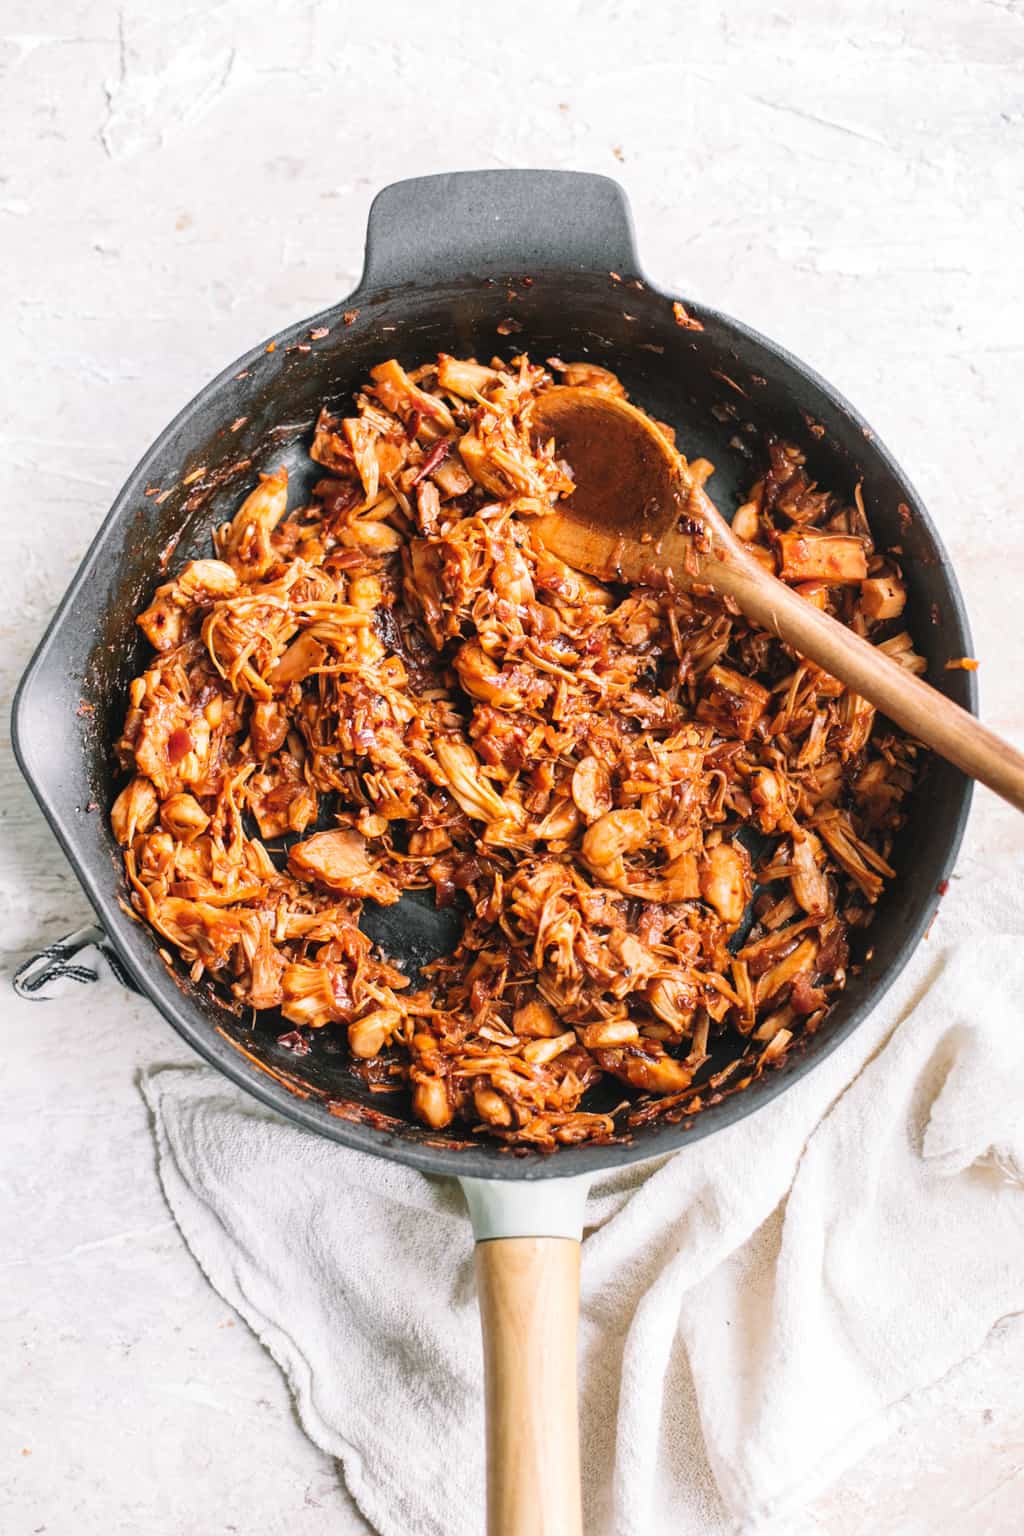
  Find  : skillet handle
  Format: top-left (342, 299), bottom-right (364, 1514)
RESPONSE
top-left (359, 169), bottom-right (640, 290)
top-left (461, 1174), bottom-right (591, 1536)
top-left (476, 1236), bottom-right (583, 1536)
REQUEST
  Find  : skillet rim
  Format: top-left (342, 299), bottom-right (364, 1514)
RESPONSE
top-left (12, 256), bottom-right (976, 1182)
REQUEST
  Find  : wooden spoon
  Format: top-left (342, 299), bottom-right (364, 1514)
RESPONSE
top-left (532, 386), bottom-right (1024, 814)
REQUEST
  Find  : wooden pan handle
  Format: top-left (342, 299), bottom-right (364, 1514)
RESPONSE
top-left (709, 552), bottom-right (1024, 814)
top-left (475, 1237), bottom-right (583, 1536)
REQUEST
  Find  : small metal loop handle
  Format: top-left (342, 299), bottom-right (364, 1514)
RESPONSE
top-left (358, 169), bottom-right (641, 291)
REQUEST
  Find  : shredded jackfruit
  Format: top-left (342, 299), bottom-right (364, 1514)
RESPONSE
top-left (113, 353), bottom-right (920, 1149)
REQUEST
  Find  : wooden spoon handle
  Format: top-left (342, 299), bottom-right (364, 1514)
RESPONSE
top-left (475, 1237), bottom-right (583, 1536)
top-left (711, 553), bottom-right (1024, 813)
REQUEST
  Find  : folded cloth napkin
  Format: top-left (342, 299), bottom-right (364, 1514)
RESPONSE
top-left (22, 854), bottom-right (1024, 1533)
top-left (126, 853), bottom-right (1024, 1536)
top-left (12, 923), bottom-right (138, 998)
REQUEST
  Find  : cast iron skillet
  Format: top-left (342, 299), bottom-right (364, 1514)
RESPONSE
top-left (13, 171), bottom-right (975, 1532)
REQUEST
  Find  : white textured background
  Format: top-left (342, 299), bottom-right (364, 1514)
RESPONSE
top-left (3, 2), bottom-right (1023, 1531)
